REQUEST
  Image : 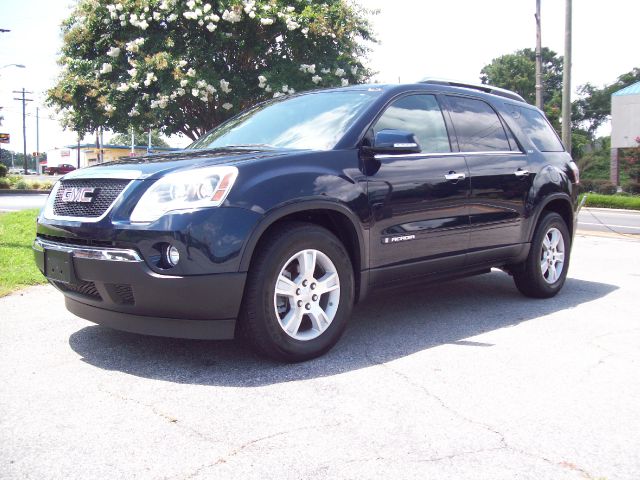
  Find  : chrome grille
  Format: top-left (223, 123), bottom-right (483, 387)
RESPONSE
top-left (52, 179), bottom-right (131, 218)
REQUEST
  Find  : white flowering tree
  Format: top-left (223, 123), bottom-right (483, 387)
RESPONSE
top-left (47, 0), bottom-right (376, 141)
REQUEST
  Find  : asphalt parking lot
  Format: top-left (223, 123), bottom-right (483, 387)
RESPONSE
top-left (1, 233), bottom-right (639, 480)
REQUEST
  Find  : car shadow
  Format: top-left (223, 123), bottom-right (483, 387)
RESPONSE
top-left (68, 271), bottom-right (617, 387)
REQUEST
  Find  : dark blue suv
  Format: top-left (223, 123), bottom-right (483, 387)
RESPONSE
top-left (34, 80), bottom-right (580, 361)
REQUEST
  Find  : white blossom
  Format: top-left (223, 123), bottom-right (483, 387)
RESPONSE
top-left (186, 0), bottom-right (196, 8)
top-left (209, 14), bottom-right (220, 22)
top-left (130, 82), bottom-right (140, 90)
top-left (128, 108), bottom-right (140, 117)
top-left (288, 88), bottom-right (295, 94)
top-left (167, 13), bottom-right (178, 22)
top-left (144, 72), bottom-right (157, 86)
top-left (205, 84), bottom-right (216, 94)
top-left (335, 68), bottom-right (345, 77)
top-left (264, 85), bottom-right (272, 92)
top-left (104, 104), bottom-right (116, 113)
top-left (192, 88), bottom-right (200, 97)
top-left (249, 11), bottom-right (255, 18)
top-left (115, 3), bottom-right (122, 11)
top-left (203, 3), bottom-right (212, 13)
top-left (125, 38), bottom-right (145, 53)
top-left (222, 102), bottom-right (233, 110)
top-left (206, 23), bottom-right (217, 32)
top-left (128, 67), bottom-right (137, 77)
top-left (281, 84), bottom-right (289, 92)
top-left (222, 9), bottom-right (242, 23)
top-left (196, 80), bottom-right (207, 88)
top-left (219, 79), bottom-right (231, 93)
top-left (311, 75), bottom-right (322, 84)
top-left (176, 87), bottom-right (186, 96)
top-left (138, 19), bottom-right (149, 30)
top-left (107, 4), bottom-right (116, 12)
top-left (180, 79), bottom-right (189, 87)
top-left (178, 60), bottom-right (188, 68)
top-left (301, 27), bottom-right (309, 35)
top-left (195, 8), bottom-right (203, 17)
top-left (273, 92), bottom-right (284, 98)
top-left (183, 11), bottom-right (198, 20)
top-left (286, 6), bottom-right (295, 12)
top-left (153, 11), bottom-right (161, 21)
top-left (160, 1), bottom-right (170, 11)
top-left (300, 64), bottom-right (315, 74)
top-left (341, 78), bottom-right (349, 87)
top-left (198, 19), bottom-right (204, 26)
top-left (321, 68), bottom-right (330, 74)
top-left (286, 18), bottom-right (299, 30)
top-left (260, 17), bottom-right (274, 25)
top-left (116, 82), bottom-right (130, 92)
top-left (258, 75), bottom-right (267, 88)
top-left (106, 46), bottom-right (120, 57)
top-left (187, 68), bottom-right (197, 77)
top-left (100, 63), bottom-right (113, 75)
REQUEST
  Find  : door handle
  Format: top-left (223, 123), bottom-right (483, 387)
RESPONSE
top-left (514, 169), bottom-right (530, 177)
top-left (444, 172), bottom-right (466, 181)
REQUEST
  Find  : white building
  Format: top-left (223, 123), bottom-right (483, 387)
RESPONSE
top-left (610, 81), bottom-right (640, 185)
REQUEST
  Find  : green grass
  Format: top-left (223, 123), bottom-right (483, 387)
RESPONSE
top-left (581, 193), bottom-right (640, 210)
top-left (0, 209), bottom-right (47, 297)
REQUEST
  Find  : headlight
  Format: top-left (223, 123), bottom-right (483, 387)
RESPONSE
top-left (130, 166), bottom-right (238, 223)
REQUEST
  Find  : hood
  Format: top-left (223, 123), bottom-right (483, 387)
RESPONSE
top-left (61, 147), bottom-right (304, 181)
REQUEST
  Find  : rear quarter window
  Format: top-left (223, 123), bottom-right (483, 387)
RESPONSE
top-left (510, 106), bottom-right (564, 152)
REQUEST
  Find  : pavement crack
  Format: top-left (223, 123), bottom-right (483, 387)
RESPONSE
top-left (364, 351), bottom-right (597, 478)
top-left (182, 421), bottom-right (343, 479)
top-left (98, 387), bottom-right (217, 445)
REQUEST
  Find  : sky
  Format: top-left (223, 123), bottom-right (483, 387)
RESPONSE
top-left (0, 0), bottom-right (638, 155)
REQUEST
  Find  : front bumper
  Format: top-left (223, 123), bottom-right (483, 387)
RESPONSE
top-left (34, 238), bottom-right (246, 339)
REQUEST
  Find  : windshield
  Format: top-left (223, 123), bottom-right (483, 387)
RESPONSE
top-left (189, 90), bottom-right (377, 151)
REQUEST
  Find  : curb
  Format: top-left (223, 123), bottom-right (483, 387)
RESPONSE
top-left (0, 190), bottom-right (51, 195)
top-left (582, 207), bottom-right (640, 214)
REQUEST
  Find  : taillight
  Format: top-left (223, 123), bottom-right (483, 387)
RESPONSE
top-left (568, 161), bottom-right (579, 184)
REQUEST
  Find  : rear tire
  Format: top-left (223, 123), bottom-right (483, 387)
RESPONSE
top-left (239, 222), bottom-right (354, 362)
top-left (513, 212), bottom-right (571, 298)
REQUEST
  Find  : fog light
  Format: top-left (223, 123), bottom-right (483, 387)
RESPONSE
top-left (165, 245), bottom-right (180, 267)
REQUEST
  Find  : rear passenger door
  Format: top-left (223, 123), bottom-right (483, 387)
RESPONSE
top-left (366, 94), bottom-right (470, 284)
top-left (444, 95), bottom-right (532, 265)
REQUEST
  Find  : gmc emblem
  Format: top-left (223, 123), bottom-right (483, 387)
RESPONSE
top-left (61, 187), bottom-right (98, 203)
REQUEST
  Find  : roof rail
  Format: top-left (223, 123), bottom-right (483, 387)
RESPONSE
top-left (419, 78), bottom-right (526, 103)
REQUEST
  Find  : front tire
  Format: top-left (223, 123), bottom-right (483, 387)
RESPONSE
top-left (513, 212), bottom-right (571, 298)
top-left (239, 222), bottom-right (354, 362)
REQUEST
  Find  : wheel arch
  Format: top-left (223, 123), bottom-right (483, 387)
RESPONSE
top-left (528, 193), bottom-right (576, 242)
top-left (239, 201), bottom-right (369, 302)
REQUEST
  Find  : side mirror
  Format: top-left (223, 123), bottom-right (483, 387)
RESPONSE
top-left (365, 129), bottom-right (421, 154)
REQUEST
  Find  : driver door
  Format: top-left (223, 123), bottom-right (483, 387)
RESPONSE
top-left (366, 94), bottom-right (470, 285)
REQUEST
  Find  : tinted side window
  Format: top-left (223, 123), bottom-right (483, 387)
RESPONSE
top-left (374, 95), bottom-right (451, 153)
top-left (446, 96), bottom-right (510, 152)
top-left (511, 106), bottom-right (564, 152)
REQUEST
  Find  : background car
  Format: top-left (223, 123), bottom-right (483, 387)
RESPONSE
top-left (45, 164), bottom-right (76, 175)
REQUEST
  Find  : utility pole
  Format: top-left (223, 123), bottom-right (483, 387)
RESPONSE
top-left (535, 0), bottom-right (543, 110)
top-left (36, 106), bottom-right (40, 173)
top-left (13, 88), bottom-right (33, 174)
top-left (561, 0), bottom-right (572, 154)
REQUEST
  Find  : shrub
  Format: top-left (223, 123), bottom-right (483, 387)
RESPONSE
top-left (0, 164), bottom-right (7, 177)
top-left (14, 179), bottom-right (28, 190)
top-left (39, 181), bottom-right (53, 191)
top-left (622, 181), bottom-right (640, 195)
top-left (29, 181), bottom-right (41, 190)
top-left (0, 178), bottom-right (10, 189)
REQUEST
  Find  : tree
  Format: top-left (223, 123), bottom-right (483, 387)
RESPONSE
top-left (480, 48), bottom-right (563, 106)
top-left (47, 0), bottom-right (376, 141)
top-left (109, 129), bottom-right (170, 147)
top-left (480, 48), bottom-right (563, 129)
top-left (573, 68), bottom-right (640, 137)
